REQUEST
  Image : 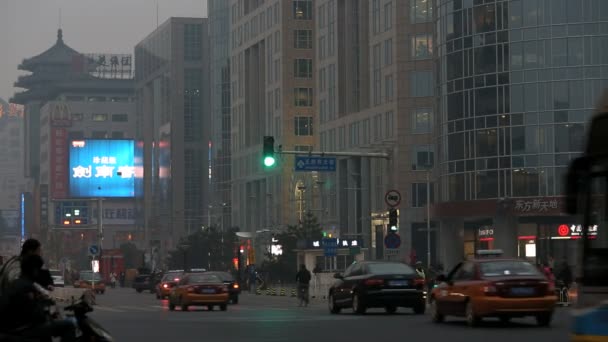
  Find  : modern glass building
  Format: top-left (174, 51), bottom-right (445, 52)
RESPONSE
top-left (435, 0), bottom-right (608, 267)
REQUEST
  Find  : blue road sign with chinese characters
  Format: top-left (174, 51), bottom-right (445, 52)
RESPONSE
top-left (322, 238), bottom-right (338, 257)
top-left (294, 156), bottom-right (337, 172)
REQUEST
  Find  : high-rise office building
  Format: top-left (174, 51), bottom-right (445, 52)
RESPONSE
top-left (435, 0), bottom-right (608, 267)
top-left (135, 18), bottom-right (210, 260)
top-left (315, 0), bottom-right (436, 264)
top-left (209, 0), bottom-right (232, 230)
top-left (228, 1), bottom-right (316, 233)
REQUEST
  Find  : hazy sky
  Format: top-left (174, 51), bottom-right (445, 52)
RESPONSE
top-left (0, 0), bottom-right (208, 101)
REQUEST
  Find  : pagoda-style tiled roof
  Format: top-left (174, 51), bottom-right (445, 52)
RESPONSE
top-left (18, 29), bottom-right (82, 72)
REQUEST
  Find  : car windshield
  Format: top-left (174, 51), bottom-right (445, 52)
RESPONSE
top-left (366, 263), bottom-right (416, 275)
top-left (162, 273), bottom-right (182, 281)
top-left (479, 261), bottom-right (542, 277)
top-left (188, 274), bottom-right (221, 283)
top-left (206, 272), bottom-right (234, 282)
top-left (80, 272), bottom-right (101, 281)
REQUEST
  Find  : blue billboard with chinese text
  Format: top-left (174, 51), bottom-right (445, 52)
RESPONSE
top-left (69, 139), bottom-right (135, 198)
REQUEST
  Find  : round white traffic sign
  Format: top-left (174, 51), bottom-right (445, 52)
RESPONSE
top-left (384, 190), bottom-right (401, 207)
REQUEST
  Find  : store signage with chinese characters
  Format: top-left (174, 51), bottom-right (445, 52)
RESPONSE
top-left (513, 198), bottom-right (559, 213)
top-left (553, 224), bottom-right (599, 240)
top-left (310, 238), bottom-right (363, 249)
top-left (478, 227), bottom-right (494, 241)
top-left (69, 140), bottom-right (135, 198)
top-left (51, 128), bottom-right (68, 199)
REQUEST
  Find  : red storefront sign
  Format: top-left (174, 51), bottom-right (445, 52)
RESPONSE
top-left (50, 127), bottom-right (68, 199)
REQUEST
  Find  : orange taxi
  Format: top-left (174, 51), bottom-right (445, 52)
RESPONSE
top-left (156, 271), bottom-right (184, 299)
top-left (74, 271), bottom-right (106, 294)
top-left (430, 251), bottom-right (557, 327)
top-left (168, 273), bottom-right (230, 311)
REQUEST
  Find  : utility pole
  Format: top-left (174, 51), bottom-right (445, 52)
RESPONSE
top-left (426, 171), bottom-right (431, 269)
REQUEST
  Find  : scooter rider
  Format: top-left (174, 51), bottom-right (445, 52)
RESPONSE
top-left (0, 254), bottom-right (77, 341)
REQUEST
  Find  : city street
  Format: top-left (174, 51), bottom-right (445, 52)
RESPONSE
top-left (90, 287), bottom-right (572, 342)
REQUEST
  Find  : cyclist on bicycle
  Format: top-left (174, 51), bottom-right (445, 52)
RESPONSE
top-left (295, 264), bottom-right (311, 307)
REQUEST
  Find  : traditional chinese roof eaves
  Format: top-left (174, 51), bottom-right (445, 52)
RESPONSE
top-left (18, 29), bottom-right (82, 72)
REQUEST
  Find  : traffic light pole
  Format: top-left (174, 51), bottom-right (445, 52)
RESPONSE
top-left (277, 150), bottom-right (390, 159)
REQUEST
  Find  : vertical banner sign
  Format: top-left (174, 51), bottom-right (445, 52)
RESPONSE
top-left (50, 128), bottom-right (68, 199)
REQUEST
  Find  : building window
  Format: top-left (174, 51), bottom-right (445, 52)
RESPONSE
top-left (373, 43), bottom-right (381, 105)
top-left (68, 131), bottom-right (84, 140)
top-left (184, 24), bottom-right (202, 60)
top-left (412, 34), bottom-right (432, 60)
top-left (111, 132), bottom-right (124, 139)
top-left (92, 131), bottom-right (107, 139)
top-left (411, 183), bottom-right (434, 208)
top-left (66, 96), bottom-right (84, 102)
top-left (295, 117), bottom-right (313, 136)
top-left (110, 97), bottom-right (129, 102)
top-left (373, 114), bottom-right (382, 141)
top-left (372, 0), bottom-right (380, 34)
top-left (384, 2), bottom-right (393, 31)
top-left (111, 114), bottom-right (129, 122)
top-left (294, 88), bottom-right (313, 107)
top-left (294, 30), bottom-right (313, 49)
top-left (385, 111), bottom-right (394, 138)
top-left (385, 75), bottom-right (394, 102)
top-left (410, 71), bottom-right (434, 97)
top-left (384, 39), bottom-right (393, 66)
top-left (410, 0), bottom-right (432, 23)
top-left (71, 113), bottom-right (84, 121)
top-left (88, 96), bottom-right (105, 102)
top-left (294, 59), bottom-right (313, 78)
top-left (293, 0), bottom-right (313, 20)
top-left (412, 108), bottom-right (432, 133)
top-left (412, 145), bottom-right (434, 170)
top-left (92, 113), bottom-right (108, 121)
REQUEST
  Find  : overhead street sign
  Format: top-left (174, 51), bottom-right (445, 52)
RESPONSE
top-left (385, 190), bottom-right (401, 207)
top-left (295, 156), bottom-right (337, 172)
top-left (384, 233), bottom-right (401, 249)
top-left (322, 238), bottom-right (338, 256)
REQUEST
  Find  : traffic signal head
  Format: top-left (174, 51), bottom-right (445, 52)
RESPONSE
top-left (263, 136), bottom-right (276, 167)
top-left (388, 208), bottom-right (398, 232)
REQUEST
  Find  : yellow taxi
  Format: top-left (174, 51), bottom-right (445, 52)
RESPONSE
top-left (74, 271), bottom-right (106, 294)
top-left (168, 273), bottom-right (230, 311)
top-left (430, 250), bottom-right (557, 327)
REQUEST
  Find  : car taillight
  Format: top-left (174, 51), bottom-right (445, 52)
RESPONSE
top-left (414, 278), bottom-right (425, 287)
top-left (364, 279), bottom-right (384, 286)
top-left (163, 284), bottom-right (169, 288)
top-left (174, 278), bottom-right (180, 282)
top-left (233, 283), bottom-right (239, 289)
top-left (187, 287), bottom-right (195, 293)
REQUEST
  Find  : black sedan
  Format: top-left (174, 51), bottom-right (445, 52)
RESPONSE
top-left (133, 273), bottom-right (162, 293)
top-left (328, 261), bottom-right (427, 314)
top-left (204, 271), bottom-right (241, 304)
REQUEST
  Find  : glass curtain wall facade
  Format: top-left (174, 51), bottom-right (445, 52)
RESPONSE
top-left (437, 0), bottom-right (608, 202)
top-left (209, 0), bottom-right (232, 229)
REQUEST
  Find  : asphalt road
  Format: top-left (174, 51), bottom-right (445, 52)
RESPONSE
top-left (90, 287), bottom-right (572, 342)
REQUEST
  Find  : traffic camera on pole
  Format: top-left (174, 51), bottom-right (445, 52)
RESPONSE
top-left (263, 136), bottom-right (276, 168)
top-left (388, 208), bottom-right (398, 232)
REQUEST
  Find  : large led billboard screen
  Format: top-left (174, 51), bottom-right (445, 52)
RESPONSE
top-left (69, 139), bottom-right (135, 198)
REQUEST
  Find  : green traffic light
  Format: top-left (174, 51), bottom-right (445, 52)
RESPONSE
top-left (264, 156), bottom-right (276, 167)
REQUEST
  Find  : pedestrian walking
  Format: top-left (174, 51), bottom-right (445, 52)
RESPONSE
top-left (295, 264), bottom-right (311, 307)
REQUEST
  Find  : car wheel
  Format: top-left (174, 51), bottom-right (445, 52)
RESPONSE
top-left (430, 299), bottom-right (444, 323)
top-left (499, 316), bottom-right (510, 324)
top-left (232, 296), bottom-right (239, 304)
top-left (220, 303), bottom-right (228, 311)
top-left (156, 293), bottom-right (160, 300)
top-left (413, 301), bottom-right (426, 314)
top-left (536, 312), bottom-right (552, 327)
top-left (465, 301), bottom-right (481, 327)
top-left (180, 297), bottom-right (188, 312)
top-left (207, 305), bottom-right (214, 311)
top-left (352, 293), bottom-right (366, 315)
top-left (168, 301), bottom-right (175, 311)
top-left (328, 293), bottom-right (341, 314)
top-left (385, 306), bottom-right (397, 314)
